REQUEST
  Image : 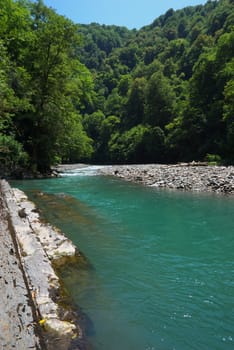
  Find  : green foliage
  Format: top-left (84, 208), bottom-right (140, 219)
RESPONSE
top-left (205, 153), bottom-right (222, 165)
top-left (77, 23), bottom-right (133, 70)
top-left (1, 0), bottom-right (234, 171)
top-left (100, 116), bottom-right (121, 141)
top-left (108, 125), bottom-right (147, 163)
top-left (165, 106), bottom-right (207, 162)
top-left (0, 0), bottom-right (96, 174)
top-left (108, 125), bottom-right (165, 163)
top-left (0, 134), bottom-right (29, 175)
top-left (141, 126), bottom-right (165, 163)
top-left (125, 77), bottom-right (146, 127)
top-left (59, 113), bottom-right (94, 163)
top-left (77, 0), bottom-right (234, 164)
top-left (144, 70), bottom-right (175, 127)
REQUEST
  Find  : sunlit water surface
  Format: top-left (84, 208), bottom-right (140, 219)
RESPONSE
top-left (13, 169), bottom-right (234, 350)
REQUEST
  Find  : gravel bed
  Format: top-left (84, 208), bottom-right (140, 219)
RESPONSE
top-left (99, 164), bottom-right (234, 194)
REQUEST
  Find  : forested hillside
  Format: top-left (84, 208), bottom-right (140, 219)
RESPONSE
top-left (0, 0), bottom-right (233, 176)
top-left (0, 0), bottom-right (94, 175)
top-left (78, 0), bottom-right (234, 165)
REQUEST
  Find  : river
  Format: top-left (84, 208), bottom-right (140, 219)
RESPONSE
top-left (12, 167), bottom-right (234, 350)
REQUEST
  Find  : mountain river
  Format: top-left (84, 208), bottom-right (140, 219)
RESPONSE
top-left (12, 166), bottom-right (234, 350)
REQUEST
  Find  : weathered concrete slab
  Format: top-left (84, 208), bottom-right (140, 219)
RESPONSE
top-left (0, 188), bottom-right (42, 350)
top-left (0, 180), bottom-right (87, 350)
top-left (12, 188), bottom-right (76, 262)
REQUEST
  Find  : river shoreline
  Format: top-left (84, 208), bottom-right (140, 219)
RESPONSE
top-left (2, 163), bottom-right (233, 347)
top-left (98, 163), bottom-right (234, 195)
top-left (0, 180), bottom-right (88, 350)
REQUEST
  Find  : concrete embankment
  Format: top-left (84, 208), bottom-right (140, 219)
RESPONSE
top-left (0, 184), bottom-right (43, 349)
top-left (100, 164), bottom-right (234, 194)
top-left (0, 180), bottom-right (86, 350)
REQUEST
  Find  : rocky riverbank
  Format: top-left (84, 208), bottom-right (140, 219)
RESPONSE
top-left (99, 163), bottom-right (234, 194)
top-left (0, 180), bottom-right (87, 350)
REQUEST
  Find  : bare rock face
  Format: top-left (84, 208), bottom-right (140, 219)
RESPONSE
top-left (0, 180), bottom-right (85, 350)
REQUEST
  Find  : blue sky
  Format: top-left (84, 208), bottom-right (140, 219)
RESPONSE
top-left (41, 0), bottom-right (208, 29)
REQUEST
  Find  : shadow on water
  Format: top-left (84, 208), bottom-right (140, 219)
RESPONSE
top-left (53, 255), bottom-right (98, 349)
top-left (55, 253), bottom-right (96, 342)
top-left (29, 190), bottom-right (96, 227)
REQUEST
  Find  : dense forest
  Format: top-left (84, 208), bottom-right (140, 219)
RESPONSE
top-left (0, 0), bottom-right (233, 176)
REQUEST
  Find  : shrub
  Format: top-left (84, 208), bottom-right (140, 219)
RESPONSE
top-left (0, 134), bottom-right (29, 176)
top-left (205, 153), bottom-right (222, 165)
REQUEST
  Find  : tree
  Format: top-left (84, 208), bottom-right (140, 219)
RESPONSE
top-left (0, 36), bottom-right (31, 176)
top-left (105, 88), bottom-right (124, 117)
top-left (119, 45), bottom-right (139, 70)
top-left (108, 125), bottom-right (147, 163)
top-left (223, 64), bottom-right (234, 162)
top-left (0, 0), bottom-right (32, 61)
top-left (58, 113), bottom-right (93, 163)
top-left (188, 30), bottom-right (234, 160)
top-left (165, 107), bottom-right (207, 162)
top-left (108, 124), bottom-right (165, 163)
top-left (141, 126), bottom-right (165, 162)
top-left (14, 0), bottom-right (94, 171)
top-left (144, 71), bottom-right (175, 128)
top-left (100, 115), bottom-right (121, 142)
top-left (1, 0), bottom-right (233, 170)
top-left (125, 77), bottom-right (147, 128)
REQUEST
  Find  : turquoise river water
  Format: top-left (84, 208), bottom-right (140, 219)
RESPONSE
top-left (13, 169), bottom-right (234, 350)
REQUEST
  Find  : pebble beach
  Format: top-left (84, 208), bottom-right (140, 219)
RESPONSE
top-left (99, 163), bottom-right (234, 195)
